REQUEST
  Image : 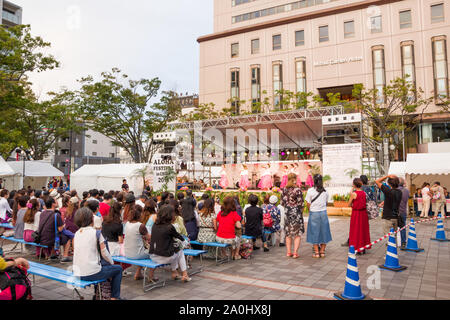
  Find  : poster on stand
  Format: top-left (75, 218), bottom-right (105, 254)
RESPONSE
top-left (323, 143), bottom-right (362, 200)
top-left (152, 153), bottom-right (177, 192)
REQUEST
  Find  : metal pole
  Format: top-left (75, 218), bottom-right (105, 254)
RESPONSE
top-left (401, 114), bottom-right (406, 161)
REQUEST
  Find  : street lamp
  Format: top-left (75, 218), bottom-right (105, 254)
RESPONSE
top-left (15, 147), bottom-right (33, 189)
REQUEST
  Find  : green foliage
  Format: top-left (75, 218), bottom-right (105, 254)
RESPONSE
top-left (332, 194), bottom-right (350, 202)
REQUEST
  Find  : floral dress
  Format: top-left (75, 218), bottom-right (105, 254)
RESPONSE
top-left (197, 214), bottom-right (218, 259)
top-left (261, 204), bottom-right (281, 233)
top-left (281, 187), bottom-right (305, 237)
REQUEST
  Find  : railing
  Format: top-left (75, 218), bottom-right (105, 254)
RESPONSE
top-left (2, 10), bottom-right (20, 25)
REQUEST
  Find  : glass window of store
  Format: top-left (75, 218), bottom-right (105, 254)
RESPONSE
top-left (419, 123), bottom-right (450, 143)
top-left (230, 69), bottom-right (240, 115)
top-left (251, 65), bottom-right (261, 112)
top-left (372, 45), bottom-right (386, 103)
top-left (432, 36), bottom-right (449, 101)
top-left (273, 62), bottom-right (283, 108)
top-left (370, 15), bottom-right (382, 33)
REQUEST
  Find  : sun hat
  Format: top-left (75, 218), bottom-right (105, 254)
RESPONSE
top-left (70, 197), bottom-right (79, 205)
top-left (50, 189), bottom-right (60, 200)
top-left (269, 195), bottom-right (279, 205)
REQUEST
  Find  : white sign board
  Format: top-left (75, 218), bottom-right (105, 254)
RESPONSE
top-left (322, 143), bottom-right (362, 200)
top-left (151, 154), bottom-right (176, 192)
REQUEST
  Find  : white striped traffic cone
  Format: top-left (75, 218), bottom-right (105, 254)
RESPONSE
top-left (401, 219), bottom-right (424, 252)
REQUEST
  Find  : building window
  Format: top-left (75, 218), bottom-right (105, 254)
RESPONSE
top-left (419, 122), bottom-right (450, 143)
top-left (372, 46), bottom-right (386, 103)
top-left (431, 3), bottom-right (444, 23)
top-left (272, 62), bottom-right (283, 108)
top-left (251, 39), bottom-right (260, 54)
top-left (432, 36), bottom-right (449, 101)
top-left (251, 65), bottom-right (261, 112)
top-left (295, 30), bottom-right (304, 46)
top-left (273, 34), bottom-right (281, 50)
top-left (92, 152), bottom-right (97, 156)
top-left (110, 153), bottom-right (115, 158)
top-left (75, 163), bottom-right (79, 169)
top-left (344, 21), bottom-right (355, 38)
top-left (231, 43), bottom-right (239, 58)
top-left (319, 25), bottom-right (329, 43)
top-left (400, 41), bottom-right (416, 98)
top-left (75, 138), bottom-right (79, 143)
top-left (399, 10), bottom-right (412, 29)
top-left (92, 140), bottom-right (98, 144)
top-left (295, 58), bottom-right (307, 107)
top-left (75, 150), bottom-right (79, 156)
top-left (230, 69), bottom-right (240, 115)
top-left (370, 15), bottom-right (382, 33)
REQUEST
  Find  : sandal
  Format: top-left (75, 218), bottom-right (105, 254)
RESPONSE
top-left (320, 252), bottom-right (326, 258)
top-left (292, 254), bottom-right (300, 259)
top-left (181, 276), bottom-right (192, 283)
top-left (313, 252), bottom-right (320, 259)
top-left (171, 275), bottom-right (182, 281)
top-left (286, 253), bottom-right (293, 257)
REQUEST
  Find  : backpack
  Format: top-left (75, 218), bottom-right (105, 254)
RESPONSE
top-left (0, 266), bottom-right (32, 300)
top-left (263, 211), bottom-right (273, 228)
top-left (239, 239), bottom-right (253, 259)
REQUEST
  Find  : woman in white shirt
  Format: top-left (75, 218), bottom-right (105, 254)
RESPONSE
top-left (0, 189), bottom-right (12, 223)
top-left (23, 199), bottom-right (41, 244)
top-left (73, 207), bottom-right (123, 300)
top-left (305, 175), bottom-right (332, 258)
top-left (420, 183), bottom-right (432, 218)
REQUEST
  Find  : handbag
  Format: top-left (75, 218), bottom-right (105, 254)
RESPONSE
top-left (32, 211), bottom-right (54, 244)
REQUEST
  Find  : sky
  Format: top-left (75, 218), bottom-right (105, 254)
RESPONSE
top-left (14, 0), bottom-right (213, 99)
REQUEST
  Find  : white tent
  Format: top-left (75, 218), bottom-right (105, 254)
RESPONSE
top-left (388, 162), bottom-right (407, 179)
top-left (3, 161), bottom-right (64, 190)
top-left (0, 156), bottom-right (14, 177)
top-left (70, 163), bottom-right (152, 194)
top-left (389, 153), bottom-right (450, 189)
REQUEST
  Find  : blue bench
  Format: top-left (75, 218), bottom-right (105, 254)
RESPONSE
top-left (190, 240), bottom-right (231, 265)
top-left (27, 261), bottom-right (106, 300)
top-left (0, 223), bottom-right (14, 229)
top-left (111, 256), bottom-right (169, 292)
top-left (0, 236), bottom-right (48, 261)
top-left (183, 249), bottom-right (207, 276)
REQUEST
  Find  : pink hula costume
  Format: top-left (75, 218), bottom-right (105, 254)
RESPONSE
top-left (258, 169), bottom-right (273, 190)
top-left (219, 171), bottom-right (229, 189)
top-left (239, 170), bottom-right (250, 190)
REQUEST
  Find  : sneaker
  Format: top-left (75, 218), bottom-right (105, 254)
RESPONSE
top-left (122, 270), bottom-right (132, 277)
top-left (400, 243), bottom-right (407, 250)
top-left (50, 255), bottom-right (59, 261)
top-left (263, 247), bottom-right (269, 252)
top-left (60, 256), bottom-right (73, 263)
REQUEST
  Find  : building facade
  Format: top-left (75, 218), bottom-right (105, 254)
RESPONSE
top-left (198, 0), bottom-right (450, 155)
top-left (53, 129), bottom-right (121, 176)
top-left (1, 0), bottom-right (22, 27)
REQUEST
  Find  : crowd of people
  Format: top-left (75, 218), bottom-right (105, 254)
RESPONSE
top-left (0, 171), bottom-right (448, 300)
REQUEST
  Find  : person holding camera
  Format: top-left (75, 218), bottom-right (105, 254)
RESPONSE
top-left (375, 175), bottom-right (403, 239)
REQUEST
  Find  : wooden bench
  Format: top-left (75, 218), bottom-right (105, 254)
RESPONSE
top-left (0, 236), bottom-right (48, 261)
top-left (27, 261), bottom-right (106, 300)
top-left (189, 240), bottom-right (231, 265)
top-left (183, 249), bottom-right (207, 276)
top-left (111, 256), bottom-right (169, 292)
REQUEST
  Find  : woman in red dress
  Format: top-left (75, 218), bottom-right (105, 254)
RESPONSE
top-left (348, 178), bottom-right (371, 255)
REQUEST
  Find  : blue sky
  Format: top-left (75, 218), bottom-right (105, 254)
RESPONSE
top-left (14, 0), bottom-right (213, 99)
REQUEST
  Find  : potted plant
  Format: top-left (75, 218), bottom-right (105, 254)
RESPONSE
top-left (332, 194), bottom-right (350, 207)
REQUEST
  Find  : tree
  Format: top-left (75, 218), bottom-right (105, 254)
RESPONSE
top-left (351, 77), bottom-right (434, 174)
top-left (0, 25), bottom-right (59, 112)
top-left (68, 68), bottom-right (181, 163)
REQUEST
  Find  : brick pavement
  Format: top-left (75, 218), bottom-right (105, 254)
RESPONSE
top-left (2, 216), bottom-right (450, 300)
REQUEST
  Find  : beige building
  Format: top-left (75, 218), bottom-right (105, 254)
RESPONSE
top-left (198, 0), bottom-right (450, 154)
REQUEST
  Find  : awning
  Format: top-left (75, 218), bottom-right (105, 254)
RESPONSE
top-left (405, 153), bottom-right (450, 175)
top-left (388, 162), bottom-right (407, 178)
top-left (6, 161), bottom-right (64, 177)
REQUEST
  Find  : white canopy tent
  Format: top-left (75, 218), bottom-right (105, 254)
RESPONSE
top-left (389, 153), bottom-right (450, 189)
top-left (70, 163), bottom-right (153, 194)
top-left (0, 156), bottom-right (14, 177)
top-left (3, 161), bottom-right (64, 190)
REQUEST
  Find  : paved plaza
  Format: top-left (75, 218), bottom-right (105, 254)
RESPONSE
top-left (3, 216), bottom-right (450, 300)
